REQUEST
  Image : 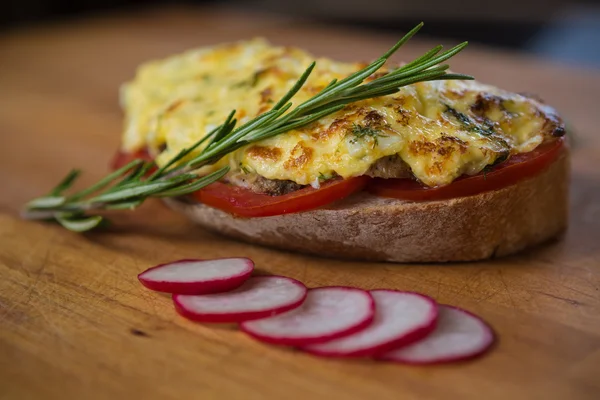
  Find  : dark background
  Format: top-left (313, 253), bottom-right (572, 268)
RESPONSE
top-left (2, 0), bottom-right (599, 68)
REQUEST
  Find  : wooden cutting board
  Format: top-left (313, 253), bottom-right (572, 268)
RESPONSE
top-left (1, 6), bottom-right (599, 400)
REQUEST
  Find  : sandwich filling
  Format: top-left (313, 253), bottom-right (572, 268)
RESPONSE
top-left (120, 38), bottom-right (564, 194)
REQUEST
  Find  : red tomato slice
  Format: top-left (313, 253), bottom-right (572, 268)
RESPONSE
top-left (366, 137), bottom-right (565, 202)
top-left (110, 148), bottom-right (367, 217)
top-left (193, 177), bottom-right (370, 217)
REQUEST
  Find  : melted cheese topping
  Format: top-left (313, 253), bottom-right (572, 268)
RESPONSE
top-left (120, 38), bottom-right (563, 187)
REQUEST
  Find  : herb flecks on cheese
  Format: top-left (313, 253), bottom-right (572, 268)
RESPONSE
top-left (121, 39), bottom-right (564, 187)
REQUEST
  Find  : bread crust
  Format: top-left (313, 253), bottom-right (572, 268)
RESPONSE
top-left (165, 151), bottom-right (569, 262)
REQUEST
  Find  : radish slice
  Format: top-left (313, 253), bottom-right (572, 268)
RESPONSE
top-left (138, 258), bottom-right (254, 295)
top-left (302, 290), bottom-right (438, 357)
top-left (173, 276), bottom-right (307, 323)
top-left (240, 287), bottom-right (375, 346)
top-left (379, 305), bottom-right (495, 364)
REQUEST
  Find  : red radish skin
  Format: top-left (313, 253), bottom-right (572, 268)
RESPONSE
top-left (302, 290), bottom-right (438, 358)
top-left (379, 305), bottom-right (495, 365)
top-left (138, 258), bottom-right (254, 295)
top-left (240, 287), bottom-right (375, 346)
top-left (173, 276), bottom-right (307, 323)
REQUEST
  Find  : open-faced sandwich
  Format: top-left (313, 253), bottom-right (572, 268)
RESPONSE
top-left (24, 25), bottom-right (569, 262)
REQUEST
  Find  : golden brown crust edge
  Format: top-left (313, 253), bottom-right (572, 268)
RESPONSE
top-left (165, 151), bottom-right (569, 262)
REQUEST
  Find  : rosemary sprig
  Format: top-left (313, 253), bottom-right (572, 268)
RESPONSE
top-left (22, 23), bottom-right (473, 231)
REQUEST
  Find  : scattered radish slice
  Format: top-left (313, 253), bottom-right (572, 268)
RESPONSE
top-left (240, 287), bottom-right (375, 346)
top-left (302, 290), bottom-right (438, 357)
top-left (378, 305), bottom-right (495, 364)
top-left (138, 258), bottom-right (254, 295)
top-left (173, 276), bottom-right (307, 323)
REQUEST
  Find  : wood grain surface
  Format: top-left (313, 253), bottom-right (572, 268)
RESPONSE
top-left (1, 6), bottom-right (599, 400)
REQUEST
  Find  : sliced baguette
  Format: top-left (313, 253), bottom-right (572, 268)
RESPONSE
top-left (165, 151), bottom-right (569, 262)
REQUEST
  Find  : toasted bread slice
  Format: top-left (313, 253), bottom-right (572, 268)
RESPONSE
top-left (165, 151), bottom-right (569, 262)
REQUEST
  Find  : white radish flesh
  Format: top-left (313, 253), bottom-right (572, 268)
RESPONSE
top-left (139, 258), bottom-right (254, 294)
top-left (303, 290), bottom-right (438, 357)
top-left (240, 287), bottom-right (375, 346)
top-left (379, 305), bottom-right (495, 364)
top-left (138, 258), bottom-right (254, 295)
top-left (173, 276), bottom-right (307, 323)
